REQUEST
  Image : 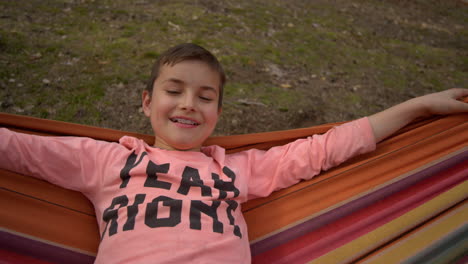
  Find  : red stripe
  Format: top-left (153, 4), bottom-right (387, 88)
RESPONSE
top-left (253, 160), bottom-right (468, 264)
top-left (0, 249), bottom-right (53, 264)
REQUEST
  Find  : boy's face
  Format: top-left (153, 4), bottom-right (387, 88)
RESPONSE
top-left (142, 60), bottom-right (222, 151)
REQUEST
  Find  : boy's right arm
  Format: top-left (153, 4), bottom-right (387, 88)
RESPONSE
top-left (0, 128), bottom-right (104, 192)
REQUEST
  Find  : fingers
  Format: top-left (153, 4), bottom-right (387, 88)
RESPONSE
top-left (447, 88), bottom-right (468, 112)
top-left (451, 100), bottom-right (468, 112)
top-left (446, 88), bottom-right (468, 99)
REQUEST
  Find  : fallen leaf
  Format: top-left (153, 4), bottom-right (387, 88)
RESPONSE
top-left (168, 21), bottom-right (181, 30)
top-left (237, 99), bottom-right (266, 107)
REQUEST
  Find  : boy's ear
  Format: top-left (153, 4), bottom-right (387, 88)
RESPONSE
top-left (142, 90), bottom-right (152, 117)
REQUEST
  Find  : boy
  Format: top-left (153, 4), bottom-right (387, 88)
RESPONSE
top-left (1, 43), bottom-right (467, 263)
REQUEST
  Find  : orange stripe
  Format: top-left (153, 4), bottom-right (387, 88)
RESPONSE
top-left (0, 112), bottom-right (154, 144)
top-left (0, 189), bottom-right (99, 253)
top-left (0, 170), bottom-right (94, 215)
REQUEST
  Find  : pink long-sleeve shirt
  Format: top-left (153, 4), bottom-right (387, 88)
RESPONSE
top-left (0, 118), bottom-right (375, 263)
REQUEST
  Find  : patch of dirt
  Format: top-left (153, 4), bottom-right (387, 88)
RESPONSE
top-left (96, 81), bottom-right (152, 134)
top-left (1, 0), bottom-right (467, 137)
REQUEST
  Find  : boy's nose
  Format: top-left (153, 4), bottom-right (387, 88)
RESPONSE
top-left (179, 94), bottom-right (196, 111)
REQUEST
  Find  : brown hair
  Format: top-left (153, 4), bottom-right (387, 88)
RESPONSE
top-left (146, 43), bottom-right (226, 109)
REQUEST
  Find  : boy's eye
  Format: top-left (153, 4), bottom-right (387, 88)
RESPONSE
top-left (199, 96), bottom-right (213, 101)
top-left (166, 90), bottom-right (181, 95)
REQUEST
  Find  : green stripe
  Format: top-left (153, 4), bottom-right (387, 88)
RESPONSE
top-left (403, 223), bottom-right (468, 264)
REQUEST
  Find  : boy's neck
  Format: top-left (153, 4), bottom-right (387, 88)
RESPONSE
top-left (153, 141), bottom-right (202, 152)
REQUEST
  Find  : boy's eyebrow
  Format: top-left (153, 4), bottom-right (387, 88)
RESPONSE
top-left (164, 78), bottom-right (218, 94)
top-left (165, 78), bottom-right (184, 85)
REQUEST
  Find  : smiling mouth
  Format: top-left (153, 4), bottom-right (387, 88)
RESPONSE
top-left (170, 118), bottom-right (199, 126)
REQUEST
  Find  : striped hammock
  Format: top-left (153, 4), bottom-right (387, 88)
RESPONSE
top-left (0, 112), bottom-right (467, 264)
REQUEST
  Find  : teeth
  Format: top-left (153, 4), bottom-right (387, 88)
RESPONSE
top-left (172, 118), bottom-right (198, 125)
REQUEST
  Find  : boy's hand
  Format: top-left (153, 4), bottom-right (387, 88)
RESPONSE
top-left (369, 88), bottom-right (468, 143)
top-left (411, 88), bottom-right (468, 117)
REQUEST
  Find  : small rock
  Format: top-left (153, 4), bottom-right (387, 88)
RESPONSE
top-left (267, 28), bottom-right (276, 37)
top-left (31, 52), bottom-right (42, 60)
top-left (352, 85), bottom-right (361, 92)
top-left (266, 63), bottom-right (284, 77)
top-left (13, 107), bottom-right (25, 113)
top-left (280, 83), bottom-right (292, 89)
top-left (65, 57), bottom-right (80, 66)
top-left (8, 78), bottom-right (15, 83)
top-left (17, 83), bottom-right (23, 87)
top-left (287, 22), bottom-right (294, 28)
top-left (47, 108), bottom-right (56, 115)
top-left (42, 79), bottom-right (51, 84)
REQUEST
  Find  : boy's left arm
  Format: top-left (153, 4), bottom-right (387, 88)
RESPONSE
top-left (368, 88), bottom-right (468, 143)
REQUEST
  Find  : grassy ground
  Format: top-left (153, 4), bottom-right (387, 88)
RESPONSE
top-left (1, 0), bottom-right (467, 135)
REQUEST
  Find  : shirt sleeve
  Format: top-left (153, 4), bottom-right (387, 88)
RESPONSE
top-left (0, 127), bottom-right (117, 193)
top-left (230, 117), bottom-right (376, 200)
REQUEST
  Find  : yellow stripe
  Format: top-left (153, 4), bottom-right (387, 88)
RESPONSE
top-left (308, 180), bottom-right (468, 264)
top-left (360, 201), bottom-right (467, 263)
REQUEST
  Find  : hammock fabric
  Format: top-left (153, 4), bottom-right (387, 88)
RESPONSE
top-left (0, 111), bottom-right (467, 264)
